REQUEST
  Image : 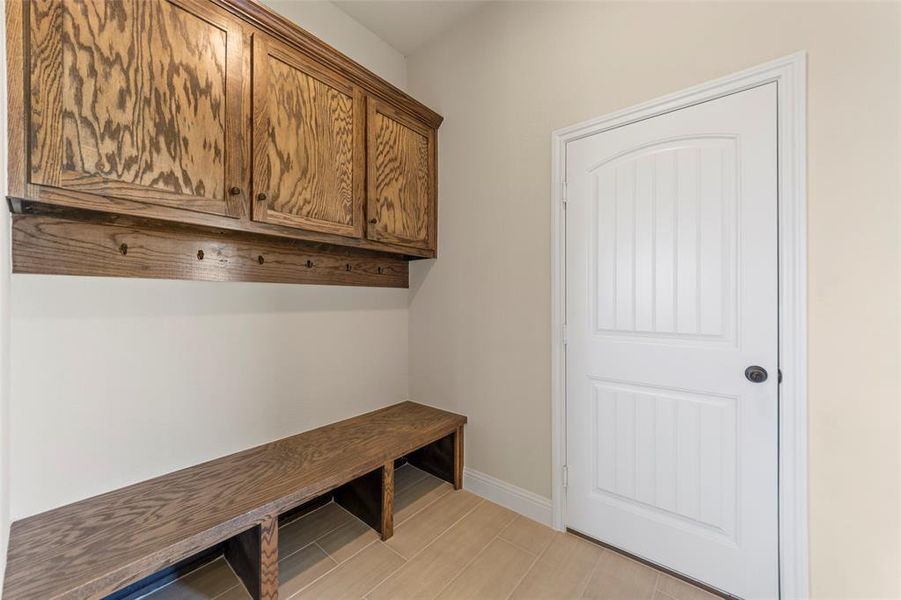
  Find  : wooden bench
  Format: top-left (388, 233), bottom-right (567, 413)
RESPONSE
top-left (2, 401), bottom-right (466, 599)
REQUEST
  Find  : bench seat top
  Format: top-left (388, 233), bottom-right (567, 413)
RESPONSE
top-left (3, 401), bottom-right (466, 599)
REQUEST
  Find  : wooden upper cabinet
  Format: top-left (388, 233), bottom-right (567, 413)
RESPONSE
top-left (366, 99), bottom-right (437, 252)
top-left (11, 0), bottom-right (443, 270)
top-left (252, 34), bottom-right (365, 238)
top-left (27, 0), bottom-right (246, 218)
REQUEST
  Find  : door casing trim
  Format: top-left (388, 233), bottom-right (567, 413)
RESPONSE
top-left (550, 52), bottom-right (808, 599)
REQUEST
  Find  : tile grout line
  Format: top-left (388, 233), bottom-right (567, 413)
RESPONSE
top-left (380, 539), bottom-right (408, 562)
top-left (395, 464), bottom-right (429, 487)
top-left (215, 559), bottom-right (247, 600)
top-left (359, 497), bottom-right (487, 598)
top-left (392, 496), bottom-right (486, 561)
top-left (279, 503), bottom-right (355, 563)
top-left (503, 531), bottom-right (558, 600)
top-left (388, 492), bottom-right (486, 561)
top-left (281, 541), bottom-right (346, 600)
top-left (281, 472), bottom-right (477, 599)
top-left (279, 500), bottom-right (333, 529)
top-left (394, 481), bottom-right (453, 527)
top-left (652, 573), bottom-right (663, 596)
top-left (278, 540), bottom-right (318, 565)
top-left (499, 535), bottom-right (547, 557)
top-left (429, 512), bottom-right (518, 599)
top-left (210, 585), bottom-right (241, 600)
top-left (280, 469), bottom-right (443, 598)
top-left (577, 550), bottom-right (608, 599)
top-left (496, 519), bottom-right (548, 558)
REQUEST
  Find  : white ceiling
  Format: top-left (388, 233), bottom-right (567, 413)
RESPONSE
top-left (333, 1), bottom-right (489, 55)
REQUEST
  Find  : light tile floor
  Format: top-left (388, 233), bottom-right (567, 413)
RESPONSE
top-left (142, 464), bottom-right (722, 600)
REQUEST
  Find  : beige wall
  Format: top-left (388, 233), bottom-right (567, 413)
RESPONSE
top-left (406, 2), bottom-right (901, 597)
top-left (10, 279), bottom-right (409, 518)
top-left (6, 3), bottom-right (411, 520)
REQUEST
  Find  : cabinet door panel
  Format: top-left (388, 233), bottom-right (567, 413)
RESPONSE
top-left (367, 100), bottom-right (436, 251)
top-left (252, 36), bottom-right (364, 238)
top-left (28, 0), bottom-right (245, 217)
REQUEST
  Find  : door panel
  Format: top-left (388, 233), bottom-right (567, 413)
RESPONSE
top-left (252, 35), bottom-right (364, 238)
top-left (590, 380), bottom-right (738, 543)
top-left (29, 0), bottom-right (244, 217)
top-left (593, 137), bottom-right (737, 343)
top-left (566, 84), bottom-right (778, 599)
top-left (366, 100), bottom-right (435, 250)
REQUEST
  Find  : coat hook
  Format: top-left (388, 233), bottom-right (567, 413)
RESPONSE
top-left (119, 243), bottom-right (128, 256)
top-left (258, 255), bottom-right (265, 265)
top-left (346, 264), bottom-right (352, 272)
top-left (378, 266), bottom-right (383, 274)
top-left (306, 260), bottom-right (313, 268)
top-left (197, 250), bottom-right (204, 260)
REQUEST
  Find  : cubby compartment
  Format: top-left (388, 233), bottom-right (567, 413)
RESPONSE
top-left (104, 529), bottom-right (260, 600)
top-left (275, 463), bottom-right (455, 597)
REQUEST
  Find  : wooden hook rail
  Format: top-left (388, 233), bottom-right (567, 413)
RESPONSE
top-left (11, 211), bottom-right (410, 288)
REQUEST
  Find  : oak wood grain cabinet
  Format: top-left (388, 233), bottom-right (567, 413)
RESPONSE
top-left (252, 33), bottom-right (365, 238)
top-left (8, 0), bottom-right (443, 287)
top-left (27, 0), bottom-right (247, 218)
top-left (367, 98), bottom-right (437, 252)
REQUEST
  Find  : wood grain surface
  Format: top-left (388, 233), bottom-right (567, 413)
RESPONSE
top-left (6, 0), bottom-right (26, 199)
top-left (259, 516), bottom-right (279, 600)
top-left (9, 0), bottom-right (441, 263)
top-left (210, 0), bottom-right (443, 129)
top-left (19, 190), bottom-right (436, 258)
top-left (381, 462), bottom-right (395, 540)
top-left (367, 100), bottom-right (435, 251)
top-left (2, 402), bottom-right (466, 599)
top-left (12, 213), bottom-right (409, 288)
top-left (252, 36), bottom-right (363, 238)
top-left (28, 0), bottom-right (245, 217)
top-left (454, 426), bottom-right (464, 490)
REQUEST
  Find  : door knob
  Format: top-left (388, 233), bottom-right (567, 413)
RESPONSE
top-left (745, 366), bottom-right (768, 383)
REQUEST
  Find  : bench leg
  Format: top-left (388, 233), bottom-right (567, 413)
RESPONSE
top-left (224, 515), bottom-right (278, 600)
top-left (260, 516), bottom-right (279, 600)
top-left (381, 461), bottom-right (394, 540)
top-left (454, 425), bottom-right (464, 490)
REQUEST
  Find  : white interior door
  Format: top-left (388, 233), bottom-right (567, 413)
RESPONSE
top-left (565, 83), bottom-right (779, 599)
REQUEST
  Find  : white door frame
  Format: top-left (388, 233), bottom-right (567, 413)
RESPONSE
top-left (550, 53), bottom-right (808, 599)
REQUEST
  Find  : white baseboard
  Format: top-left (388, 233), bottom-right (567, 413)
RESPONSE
top-left (463, 467), bottom-right (553, 527)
